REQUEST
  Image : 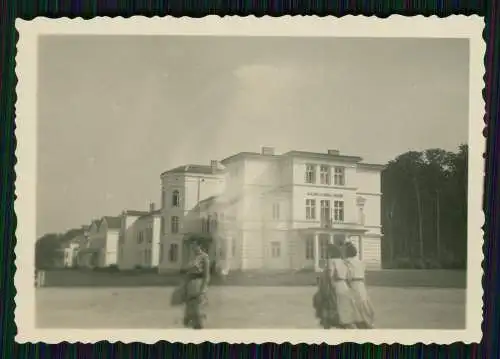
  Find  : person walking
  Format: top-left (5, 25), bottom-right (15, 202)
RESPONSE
top-left (344, 241), bottom-right (375, 329)
top-left (182, 238), bottom-right (211, 329)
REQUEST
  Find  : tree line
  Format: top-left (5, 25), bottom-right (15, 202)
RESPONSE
top-left (381, 144), bottom-right (468, 269)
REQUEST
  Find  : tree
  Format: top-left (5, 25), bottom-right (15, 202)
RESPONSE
top-left (35, 233), bottom-right (62, 269)
top-left (35, 227), bottom-right (84, 269)
top-left (381, 145), bottom-right (468, 269)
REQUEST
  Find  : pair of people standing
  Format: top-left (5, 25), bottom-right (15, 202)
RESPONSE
top-left (314, 241), bottom-right (375, 329)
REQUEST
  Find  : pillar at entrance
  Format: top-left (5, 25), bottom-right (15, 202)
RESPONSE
top-left (314, 233), bottom-right (320, 272)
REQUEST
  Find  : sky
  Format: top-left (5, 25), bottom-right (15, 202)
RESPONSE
top-left (37, 35), bottom-right (469, 237)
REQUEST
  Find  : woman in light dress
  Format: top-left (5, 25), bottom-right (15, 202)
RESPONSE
top-left (314, 243), bottom-right (360, 329)
top-left (344, 241), bottom-right (375, 329)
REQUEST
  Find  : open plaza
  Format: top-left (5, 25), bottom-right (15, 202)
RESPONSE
top-left (36, 285), bottom-right (465, 329)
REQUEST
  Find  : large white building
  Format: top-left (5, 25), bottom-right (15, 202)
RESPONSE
top-left (158, 148), bottom-right (384, 273)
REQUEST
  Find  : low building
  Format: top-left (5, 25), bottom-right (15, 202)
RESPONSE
top-left (116, 203), bottom-right (162, 270)
top-left (78, 216), bottom-right (121, 268)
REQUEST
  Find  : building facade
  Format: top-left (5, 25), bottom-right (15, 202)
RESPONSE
top-left (158, 148), bottom-right (384, 273)
top-left (158, 162), bottom-right (225, 273)
top-left (118, 207), bottom-right (162, 270)
top-left (77, 216), bottom-right (121, 268)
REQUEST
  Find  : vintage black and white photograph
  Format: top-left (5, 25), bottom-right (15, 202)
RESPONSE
top-left (15, 16), bottom-right (484, 344)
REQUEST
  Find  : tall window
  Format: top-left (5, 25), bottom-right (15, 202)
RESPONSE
top-left (206, 215), bottom-right (212, 233)
top-left (320, 165), bottom-right (331, 185)
top-left (305, 164), bottom-right (316, 184)
top-left (147, 227), bottom-right (153, 243)
top-left (306, 199), bottom-right (316, 220)
top-left (334, 167), bottom-right (345, 186)
top-left (333, 200), bottom-right (345, 222)
top-left (320, 200), bottom-right (331, 224)
top-left (161, 217), bottom-right (165, 235)
top-left (319, 236), bottom-right (329, 259)
top-left (137, 231), bottom-right (144, 244)
top-left (305, 237), bottom-right (314, 259)
top-left (201, 218), bottom-right (209, 233)
top-left (161, 188), bottom-right (166, 209)
top-left (169, 243), bottom-right (178, 262)
top-left (172, 190), bottom-right (180, 207)
top-left (271, 241), bottom-right (281, 258)
top-left (171, 216), bottom-right (179, 233)
top-left (159, 243), bottom-right (164, 263)
top-left (211, 213), bottom-right (218, 231)
top-left (272, 203), bottom-right (280, 220)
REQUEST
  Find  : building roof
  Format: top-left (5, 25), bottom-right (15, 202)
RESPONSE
top-left (220, 150), bottom-right (363, 165)
top-left (123, 210), bottom-right (150, 217)
top-left (161, 164), bottom-right (225, 177)
top-left (102, 216), bottom-right (122, 230)
top-left (90, 219), bottom-right (100, 228)
top-left (138, 209), bottom-right (162, 219)
top-left (281, 150), bottom-right (363, 163)
top-left (220, 152), bottom-right (280, 165)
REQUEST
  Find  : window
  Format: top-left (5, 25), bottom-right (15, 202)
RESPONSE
top-left (172, 190), bottom-right (180, 207)
top-left (168, 243), bottom-right (179, 262)
top-left (305, 164), bottom-right (316, 184)
top-left (171, 216), bottom-right (180, 233)
top-left (201, 218), bottom-right (209, 233)
top-left (159, 243), bottom-right (164, 263)
top-left (161, 217), bottom-right (165, 235)
top-left (333, 200), bottom-right (345, 222)
top-left (306, 199), bottom-right (316, 220)
top-left (161, 188), bottom-right (166, 209)
top-left (271, 241), bottom-right (281, 258)
top-left (272, 203), bottom-right (280, 220)
top-left (211, 213), bottom-right (218, 231)
top-left (320, 165), bottom-right (331, 185)
top-left (320, 200), bottom-right (331, 224)
top-left (305, 237), bottom-right (314, 259)
top-left (231, 239), bottom-right (236, 257)
top-left (319, 236), bottom-right (329, 259)
top-left (334, 167), bottom-right (345, 186)
top-left (137, 231), bottom-right (144, 244)
top-left (206, 215), bottom-right (212, 233)
top-left (147, 227), bottom-right (153, 243)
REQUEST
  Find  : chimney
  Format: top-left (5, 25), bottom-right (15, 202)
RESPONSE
top-left (210, 160), bottom-right (219, 172)
top-left (149, 202), bottom-right (156, 212)
top-left (327, 149), bottom-right (340, 156)
top-left (261, 146), bottom-right (275, 156)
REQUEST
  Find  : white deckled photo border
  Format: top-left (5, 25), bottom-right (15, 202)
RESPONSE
top-left (14, 15), bottom-right (485, 344)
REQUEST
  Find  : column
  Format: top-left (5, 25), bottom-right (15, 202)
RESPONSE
top-left (314, 233), bottom-right (320, 272)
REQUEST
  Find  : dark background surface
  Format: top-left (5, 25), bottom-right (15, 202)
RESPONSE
top-left (0, 0), bottom-right (497, 358)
